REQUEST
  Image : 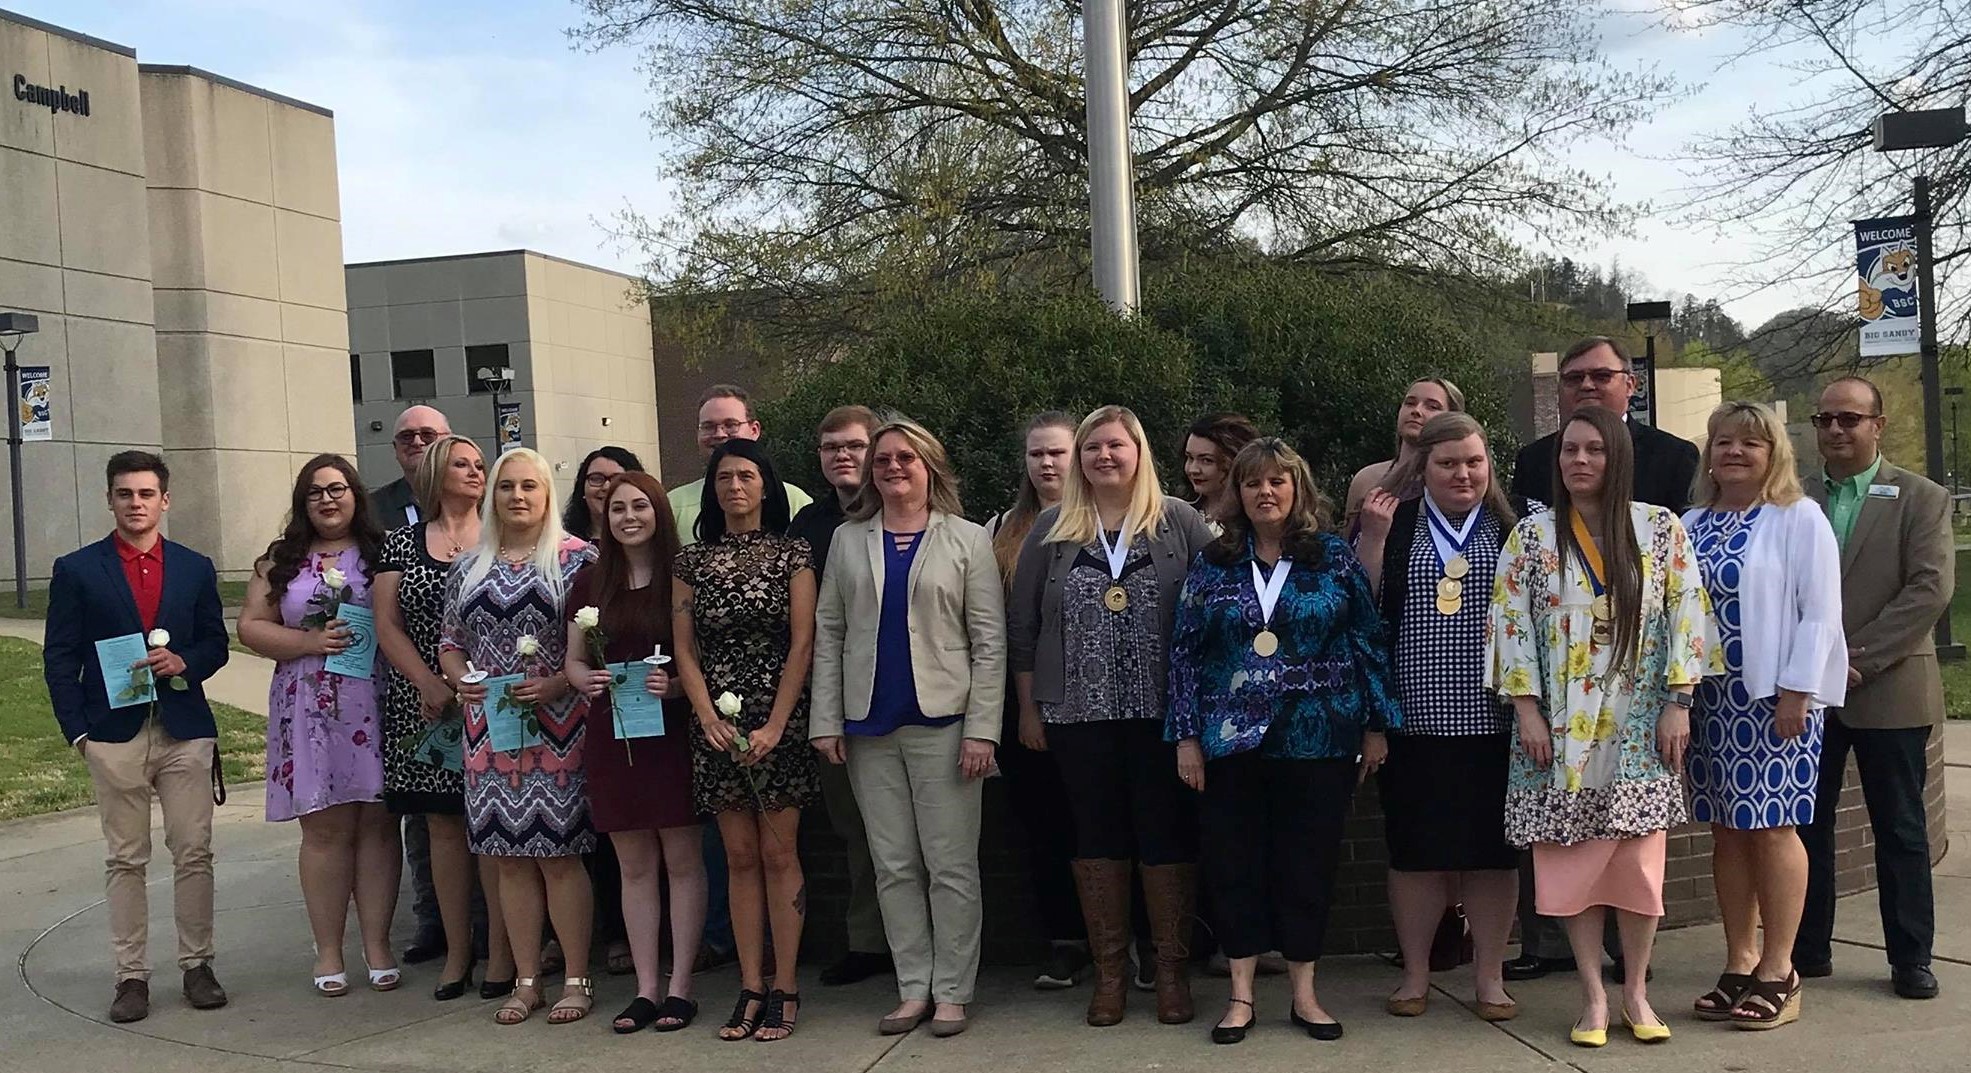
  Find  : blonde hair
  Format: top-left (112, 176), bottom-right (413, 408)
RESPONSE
top-left (1695, 401), bottom-right (1804, 508)
top-left (1046, 405), bottom-right (1167, 546)
top-left (412, 434), bottom-right (481, 517)
top-left (459, 448), bottom-right (574, 599)
top-left (849, 417), bottom-right (966, 520)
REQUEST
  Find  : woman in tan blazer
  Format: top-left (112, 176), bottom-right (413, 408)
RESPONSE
top-left (811, 417), bottom-right (1007, 1038)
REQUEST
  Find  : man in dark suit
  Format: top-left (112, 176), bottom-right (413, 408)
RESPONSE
top-left (1503, 336), bottom-right (1701, 982)
top-left (1796, 376), bottom-right (1951, 999)
top-left (44, 451), bottom-right (232, 1024)
top-left (1510, 336), bottom-right (1702, 511)
top-left (371, 404), bottom-right (450, 529)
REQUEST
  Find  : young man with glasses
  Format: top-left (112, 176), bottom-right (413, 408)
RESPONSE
top-left (44, 452), bottom-right (232, 1024)
top-left (788, 405), bottom-right (896, 987)
top-left (669, 384), bottom-right (813, 546)
top-left (1503, 337), bottom-right (1701, 984)
top-left (372, 405), bottom-right (451, 528)
top-left (1795, 376), bottom-right (1951, 1000)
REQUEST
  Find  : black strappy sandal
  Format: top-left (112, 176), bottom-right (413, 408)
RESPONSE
top-left (1694, 972), bottom-right (1755, 1022)
top-left (613, 996), bottom-right (661, 1034)
top-left (755, 989), bottom-right (800, 1042)
top-left (719, 988), bottom-right (766, 1041)
top-left (1212, 998), bottom-right (1255, 1044)
top-left (1730, 971), bottom-right (1802, 1031)
top-left (652, 995), bottom-right (699, 1032)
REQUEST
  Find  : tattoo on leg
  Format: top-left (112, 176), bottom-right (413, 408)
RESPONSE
top-left (794, 884), bottom-right (806, 916)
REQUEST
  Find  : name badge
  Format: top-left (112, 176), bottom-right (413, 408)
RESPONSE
top-left (1867, 484), bottom-right (1900, 499)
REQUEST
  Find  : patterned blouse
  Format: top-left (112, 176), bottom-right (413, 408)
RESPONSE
top-left (1167, 533), bottom-right (1402, 762)
top-left (1485, 504), bottom-right (1718, 846)
top-left (1040, 534), bottom-right (1164, 724)
top-left (1394, 504), bottom-right (1511, 736)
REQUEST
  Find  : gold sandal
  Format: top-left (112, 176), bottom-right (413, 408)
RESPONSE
top-left (495, 977), bottom-right (544, 1025)
top-left (547, 977), bottom-right (594, 1025)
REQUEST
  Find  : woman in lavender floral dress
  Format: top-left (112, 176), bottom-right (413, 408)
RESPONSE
top-left (238, 455), bottom-right (400, 996)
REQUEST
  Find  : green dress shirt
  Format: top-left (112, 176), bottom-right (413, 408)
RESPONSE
top-left (1823, 454), bottom-right (1884, 552)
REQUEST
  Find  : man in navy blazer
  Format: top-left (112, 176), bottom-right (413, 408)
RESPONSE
top-left (44, 451), bottom-right (231, 1024)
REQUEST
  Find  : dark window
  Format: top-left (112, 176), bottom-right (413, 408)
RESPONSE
top-left (466, 344), bottom-right (513, 394)
top-left (349, 354), bottom-right (363, 403)
top-left (390, 349), bottom-right (436, 399)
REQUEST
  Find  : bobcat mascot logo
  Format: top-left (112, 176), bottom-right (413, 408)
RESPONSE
top-left (1861, 243), bottom-right (1917, 322)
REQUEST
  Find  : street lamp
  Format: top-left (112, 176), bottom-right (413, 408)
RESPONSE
top-left (0, 312), bottom-right (40, 609)
top-left (1625, 300), bottom-right (1672, 427)
top-left (1873, 105), bottom-right (1966, 659)
top-left (476, 365), bottom-right (514, 450)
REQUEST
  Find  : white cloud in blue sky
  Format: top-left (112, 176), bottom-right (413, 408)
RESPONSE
top-left (12, 0), bottom-right (1888, 332)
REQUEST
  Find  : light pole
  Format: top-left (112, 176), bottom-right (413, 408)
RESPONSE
top-left (477, 365), bottom-right (514, 449)
top-left (1946, 386), bottom-right (1963, 495)
top-left (1625, 300), bottom-right (1672, 427)
top-left (0, 312), bottom-right (40, 609)
top-left (1082, 0), bottom-right (1139, 313)
top-left (1873, 106), bottom-right (1967, 659)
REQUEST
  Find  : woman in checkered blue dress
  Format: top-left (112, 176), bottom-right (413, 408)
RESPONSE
top-left (1356, 412), bottom-right (1537, 1023)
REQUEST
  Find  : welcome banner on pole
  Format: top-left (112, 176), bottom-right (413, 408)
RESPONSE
top-left (496, 401), bottom-right (523, 454)
top-left (1856, 216), bottom-right (1922, 357)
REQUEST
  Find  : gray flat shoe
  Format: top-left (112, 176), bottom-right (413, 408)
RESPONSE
top-left (931, 1014), bottom-right (969, 1037)
top-left (878, 1007), bottom-right (932, 1035)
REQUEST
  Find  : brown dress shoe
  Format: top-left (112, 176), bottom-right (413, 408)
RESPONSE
top-left (183, 964), bottom-right (229, 1010)
top-left (110, 979), bottom-right (150, 1023)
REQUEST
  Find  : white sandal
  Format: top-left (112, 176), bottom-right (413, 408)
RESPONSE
top-left (314, 972), bottom-right (350, 997)
top-left (367, 963), bottom-right (402, 992)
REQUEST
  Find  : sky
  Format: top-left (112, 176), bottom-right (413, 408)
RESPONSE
top-left (9, 0), bottom-right (1884, 332)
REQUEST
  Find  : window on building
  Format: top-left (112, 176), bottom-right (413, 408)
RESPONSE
top-left (391, 349), bottom-right (436, 399)
top-left (466, 344), bottom-right (513, 394)
top-left (349, 354), bottom-right (363, 403)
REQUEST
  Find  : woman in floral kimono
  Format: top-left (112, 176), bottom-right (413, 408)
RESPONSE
top-left (1486, 406), bottom-right (1714, 1049)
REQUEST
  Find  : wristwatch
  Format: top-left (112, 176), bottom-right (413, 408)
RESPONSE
top-left (1668, 691), bottom-right (1694, 708)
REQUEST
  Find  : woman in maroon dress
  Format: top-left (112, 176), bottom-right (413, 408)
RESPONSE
top-left (563, 471), bottom-right (704, 1033)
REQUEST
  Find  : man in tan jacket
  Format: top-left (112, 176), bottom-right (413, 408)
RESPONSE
top-left (1796, 376), bottom-right (1951, 1000)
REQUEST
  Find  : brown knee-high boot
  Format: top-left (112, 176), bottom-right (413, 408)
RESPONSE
top-left (1071, 858), bottom-right (1133, 1026)
top-left (1140, 863), bottom-right (1197, 1024)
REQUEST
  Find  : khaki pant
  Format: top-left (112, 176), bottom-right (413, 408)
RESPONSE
top-left (83, 721), bottom-right (216, 981)
top-left (846, 723), bottom-right (983, 1004)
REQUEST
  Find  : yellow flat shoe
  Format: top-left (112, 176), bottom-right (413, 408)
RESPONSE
top-left (1623, 1009), bottom-right (1672, 1043)
top-left (1570, 1023), bottom-right (1608, 1048)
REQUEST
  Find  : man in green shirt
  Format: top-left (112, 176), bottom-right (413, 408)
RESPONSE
top-left (670, 384), bottom-right (813, 545)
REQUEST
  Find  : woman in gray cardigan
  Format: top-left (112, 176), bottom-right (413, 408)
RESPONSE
top-left (811, 418), bottom-right (1006, 1038)
top-left (1008, 405), bottom-right (1216, 1028)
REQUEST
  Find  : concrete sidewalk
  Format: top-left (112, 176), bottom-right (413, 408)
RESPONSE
top-left (3, 688), bottom-right (1970, 1072)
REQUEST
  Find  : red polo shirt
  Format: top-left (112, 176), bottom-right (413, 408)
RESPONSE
top-left (114, 533), bottom-right (164, 633)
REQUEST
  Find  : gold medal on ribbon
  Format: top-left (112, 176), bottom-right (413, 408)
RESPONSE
top-left (1252, 629), bottom-right (1279, 657)
top-left (1436, 576), bottom-right (1463, 601)
top-left (1103, 585), bottom-right (1129, 613)
top-left (1436, 594), bottom-right (1463, 616)
top-left (1443, 555), bottom-right (1469, 580)
top-left (1591, 594), bottom-right (1612, 622)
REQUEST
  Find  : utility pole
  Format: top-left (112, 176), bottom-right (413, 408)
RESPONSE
top-left (1083, 0), bottom-right (1139, 313)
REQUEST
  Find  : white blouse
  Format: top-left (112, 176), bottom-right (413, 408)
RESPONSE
top-left (1682, 497), bottom-right (1847, 707)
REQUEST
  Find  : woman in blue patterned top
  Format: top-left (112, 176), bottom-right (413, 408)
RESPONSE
top-left (1168, 437), bottom-right (1401, 1045)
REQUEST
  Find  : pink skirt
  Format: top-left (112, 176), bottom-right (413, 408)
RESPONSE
top-left (1531, 831), bottom-right (1667, 917)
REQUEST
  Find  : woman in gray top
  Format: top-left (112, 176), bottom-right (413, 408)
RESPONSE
top-left (1009, 405), bottom-right (1215, 1029)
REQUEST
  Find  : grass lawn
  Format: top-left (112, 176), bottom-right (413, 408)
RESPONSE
top-left (0, 580), bottom-right (250, 620)
top-left (0, 636), bottom-right (264, 821)
top-left (1942, 550), bottom-right (1971, 719)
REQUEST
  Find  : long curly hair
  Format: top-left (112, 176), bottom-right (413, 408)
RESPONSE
top-left (258, 454), bottom-right (384, 605)
top-left (562, 445), bottom-right (646, 539)
top-left (1204, 438), bottom-right (1334, 567)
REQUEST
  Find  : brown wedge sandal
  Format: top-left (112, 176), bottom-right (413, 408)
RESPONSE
top-left (1694, 972), bottom-right (1755, 1022)
top-left (1730, 971), bottom-right (1801, 1031)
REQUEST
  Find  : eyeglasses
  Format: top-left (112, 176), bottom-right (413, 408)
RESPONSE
top-left (1810, 411), bottom-right (1880, 429)
top-left (697, 419), bottom-right (750, 436)
top-left (583, 472), bottom-right (617, 487)
top-left (394, 428), bottom-right (444, 446)
top-left (306, 483), bottom-right (351, 502)
top-left (1559, 368), bottom-right (1629, 388)
top-left (873, 451), bottom-right (920, 471)
top-left (819, 440), bottom-right (868, 457)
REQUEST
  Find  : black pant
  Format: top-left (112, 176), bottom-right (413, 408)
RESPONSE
top-left (590, 838), bottom-right (626, 946)
top-left (1200, 752), bottom-right (1354, 962)
top-left (1797, 716), bottom-right (1934, 969)
top-left (996, 734), bottom-right (1087, 942)
top-left (1046, 719), bottom-right (1198, 866)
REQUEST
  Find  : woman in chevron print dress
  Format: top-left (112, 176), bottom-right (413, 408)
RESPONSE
top-left (438, 448), bottom-right (599, 1026)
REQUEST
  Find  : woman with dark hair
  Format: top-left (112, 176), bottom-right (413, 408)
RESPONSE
top-left (1355, 412), bottom-right (1530, 1022)
top-left (1167, 438), bottom-right (1400, 1044)
top-left (563, 471), bottom-right (706, 1033)
top-left (1487, 407), bottom-right (1714, 1048)
top-left (563, 446), bottom-right (646, 541)
top-left (237, 454), bottom-right (400, 995)
top-left (673, 437), bottom-right (819, 1041)
top-left (1182, 413), bottom-right (1261, 526)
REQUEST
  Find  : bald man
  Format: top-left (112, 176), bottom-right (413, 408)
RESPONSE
top-left (372, 405), bottom-right (451, 528)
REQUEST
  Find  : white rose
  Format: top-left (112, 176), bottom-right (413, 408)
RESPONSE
top-left (322, 567), bottom-right (347, 590)
top-left (574, 606), bottom-right (600, 630)
top-left (516, 635), bottom-right (540, 657)
top-left (715, 691), bottom-right (743, 718)
top-left (146, 628), bottom-right (170, 648)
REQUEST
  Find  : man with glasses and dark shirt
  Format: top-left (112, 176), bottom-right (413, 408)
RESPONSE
top-left (373, 405), bottom-right (450, 528)
top-left (1503, 337), bottom-right (1701, 984)
top-left (788, 405), bottom-right (896, 986)
top-left (1795, 376), bottom-right (1951, 1000)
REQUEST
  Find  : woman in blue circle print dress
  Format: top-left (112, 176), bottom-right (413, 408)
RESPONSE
top-left (1681, 402), bottom-right (1846, 1033)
